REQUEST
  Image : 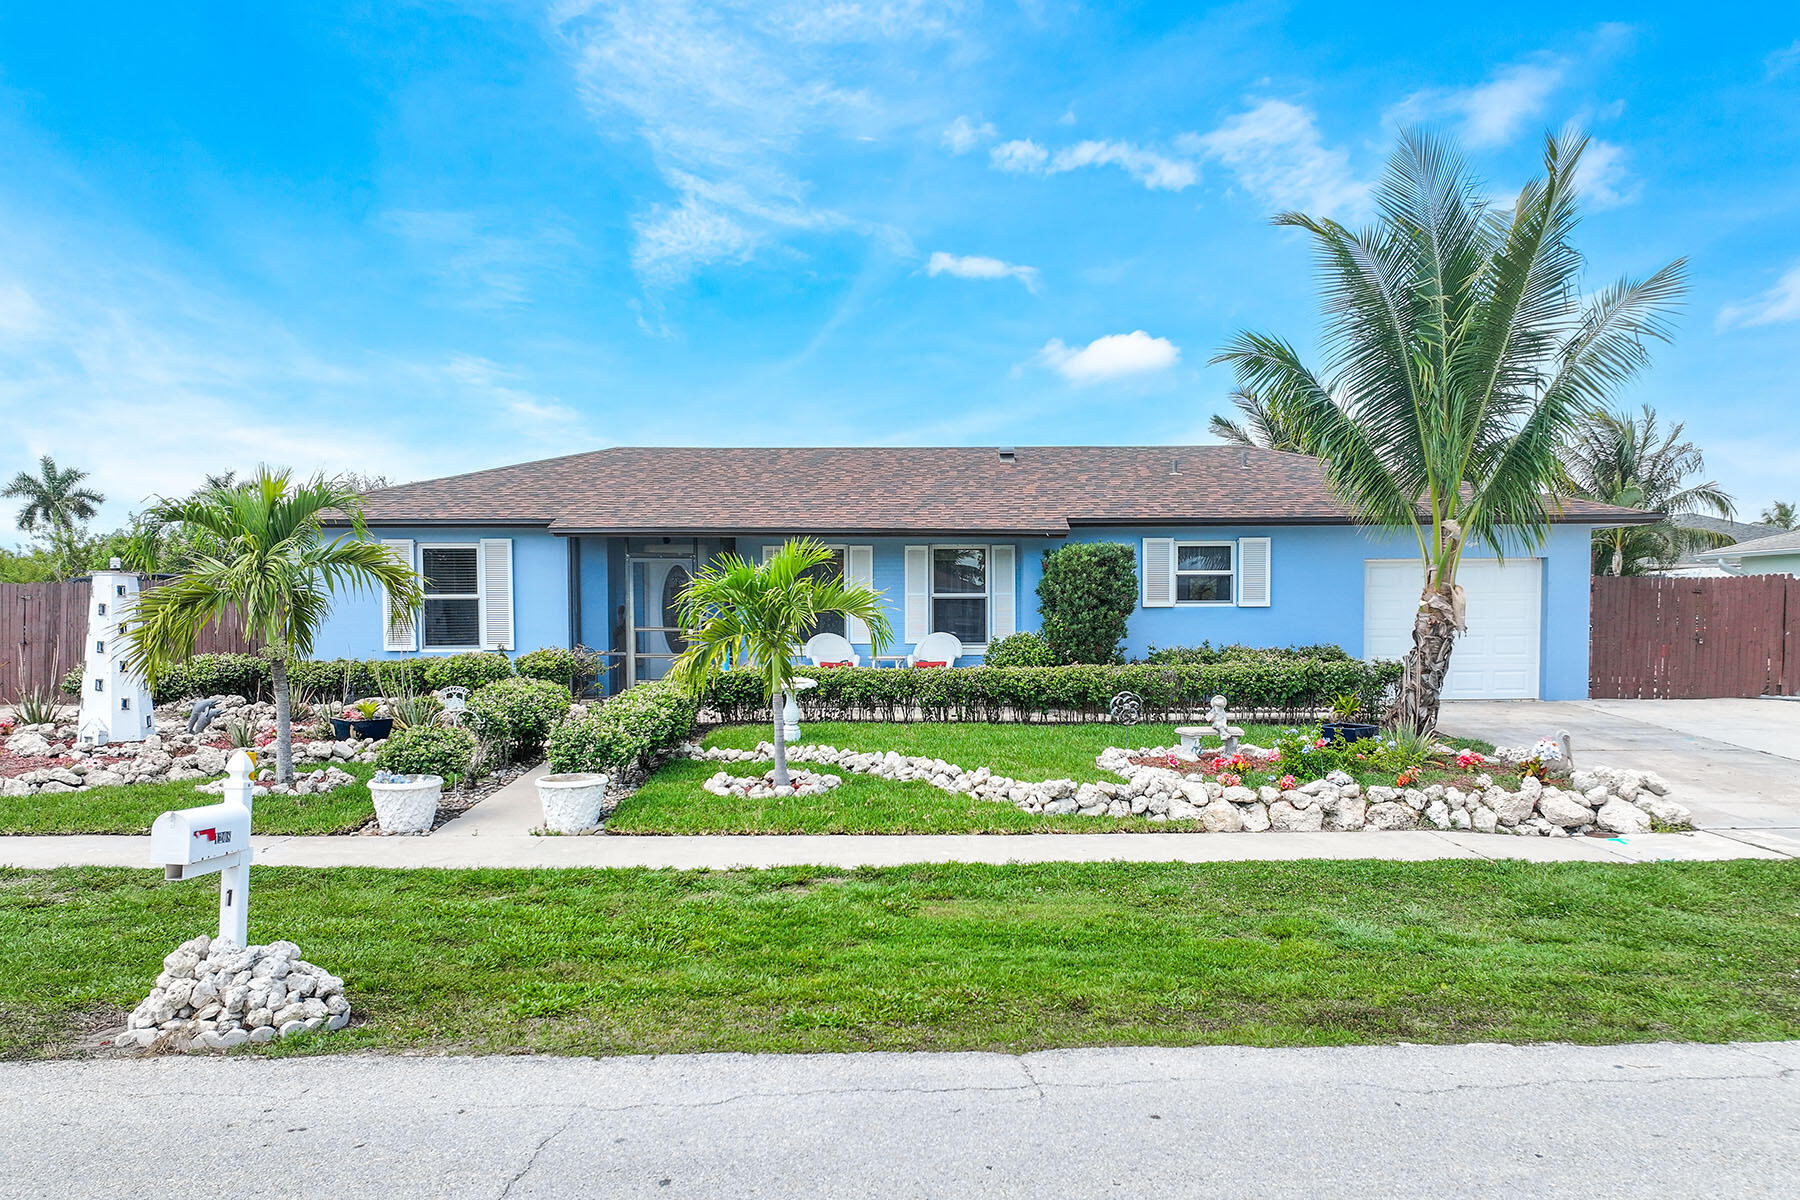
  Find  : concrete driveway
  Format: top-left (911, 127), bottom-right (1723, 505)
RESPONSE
top-left (1440, 698), bottom-right (1800, 842)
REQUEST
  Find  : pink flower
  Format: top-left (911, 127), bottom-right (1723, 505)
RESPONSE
top-left (1278, 774), bottom-right (1297, 790)
top-left (1456, 750), bottom-right (1485, 769)
top-left (1218, 771), bottom-right (1241, 788)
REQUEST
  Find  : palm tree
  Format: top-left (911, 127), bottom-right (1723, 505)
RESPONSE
top-left (1563, 406), bottom-right (1734, 576)
top-left (123, 468), bottom-right (424, 786)
top-left (1215, 129), bottom-right (1685, 731)
top-left (3, 455), bottom-right (103, 535)
top-left (670, 538), bottom-right (892, 788)
top-left (1208, 390), bottom-right (1306, 451)
top-left (1761, 501), bottom-right (1797, 531)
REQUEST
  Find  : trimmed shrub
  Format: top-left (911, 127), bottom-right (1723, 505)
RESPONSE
top-left (1036, 543), bottom-right (1139, 664)
top-left (150, 654), bottom-right (270, 704)
top-left (466, 676), bottom-right (571, 760)
top-left (1139, 642), bottom-right (1353, 666)
top-left (421, 652), bottom-right (515, 693)
top-left (374, 723), bottom-right (477, 784)
top-left (699, 658), bottom-right (1400, 725)
top-left (60, 666), bottom-right (83, 695)
top-left (287, 658), bottom-right (427, 704)
top-left (983, 631), bottom-right (1057, 668)
top-left (515, 645), bottom-right (601, 691)
top-left (547, 682), bottom-right (698, 776)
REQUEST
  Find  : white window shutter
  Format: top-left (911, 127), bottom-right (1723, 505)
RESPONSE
top-left (989, 544), bottom-right (1016, 642)
top-left (1238, 537), bottom-right (1271, 607)
top-left (479, 538), bottom-right (514, 650)
top-left (904, 545), bottom-right (930, 644)
top-left (845, 545), bottom-right (875, 645)
top-left (1141, 538), bottom-right (1175, 608)
top-left (381, 538), bottom-right (416, 651)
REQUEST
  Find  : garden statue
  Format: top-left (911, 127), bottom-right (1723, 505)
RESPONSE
top-left (187, 698), bottom-right (221, 735)
top-left (1108, 691), bottom-right (1143, 726)
top-left (1209, 694), bottom-right (1243, 757)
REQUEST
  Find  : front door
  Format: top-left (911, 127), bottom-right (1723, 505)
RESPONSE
top-left (627, 551), bottom-right (697, 685)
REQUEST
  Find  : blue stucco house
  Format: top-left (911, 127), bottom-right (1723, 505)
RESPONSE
top-left (315, 446), bottom-right (1652, 701)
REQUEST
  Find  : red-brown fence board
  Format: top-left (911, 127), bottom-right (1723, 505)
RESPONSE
top-left (1, 580), bottom-right (259, 701)
top-left (1590, 575), bottom-right (1794, 699)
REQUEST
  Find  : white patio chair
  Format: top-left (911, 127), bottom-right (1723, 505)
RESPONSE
top-left (907, 632), bottom-right (963, 669)
top-left (802, 632), bottom-right (860, 668)
top-left (436, 686), bottom-right (470, 726)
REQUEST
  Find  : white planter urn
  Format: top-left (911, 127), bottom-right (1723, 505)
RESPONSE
top-left (537, 772), bottom-right (609, 833)
top-left (368, 774), bottom-right (442, 835)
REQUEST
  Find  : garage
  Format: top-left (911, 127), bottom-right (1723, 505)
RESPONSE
top-left (1364, 558), bottom-right (1543, 700)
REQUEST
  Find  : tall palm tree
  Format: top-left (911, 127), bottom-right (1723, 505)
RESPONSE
top-left (1761, 501), bottom-right (1797, 531)
top-left (670, 538), bottom-right (892, 788)
top-left (3, 455), bottom-right (104, 534)
top-left (1563, 406), bottom-right (1734, 576)
top-left (123, 468), bottom-right (424, 786)
top-left (1208, 390), bottom-right (1306, 451)
top-left (1215, 129), bottom-right (1685, 730)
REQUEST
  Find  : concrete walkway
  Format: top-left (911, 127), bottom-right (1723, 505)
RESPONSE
top-left (6, 1042), bottom-right (1797, 1197)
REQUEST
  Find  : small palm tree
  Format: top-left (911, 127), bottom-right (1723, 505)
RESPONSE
top-left (1208, 390), bottom-right (1306, 451)
top-left (1761, 501), bottom-right (1798, 531)
top-left (3, 455), bottom-right (103, 535)
top-left (123, 468), bottom-right (424, 786)
top-left (670, 538), bottom-right (892, 788)
top-left (1216, 129), bottom-right (1685, 730)
top-left (1563, 406), bottom-right (1734, 576)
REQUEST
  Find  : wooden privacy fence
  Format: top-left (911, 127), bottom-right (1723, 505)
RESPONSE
top-left (1, 580), bottom-right (260, 701)
top-left (1590, 574), bottom-right (1800, 699)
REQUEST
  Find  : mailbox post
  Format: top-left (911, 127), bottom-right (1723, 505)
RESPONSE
top-left (150, 749), bottom-right (257, 946)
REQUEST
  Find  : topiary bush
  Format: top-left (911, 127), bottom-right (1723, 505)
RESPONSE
top-left (547, 682), bottom-right (698, 776)
top-left (421, 652), bottom-right (515, 693)
top-left (983, 631), bottom-right (1057, 668)
top-left (374, 723), bottom-right (477, 784)
top-left (1036, 542), bottom-right (1139, 664)
top-left (465, 676), bottom-right (571, 760)
top-left (515, 645), bottom-right (601, 692)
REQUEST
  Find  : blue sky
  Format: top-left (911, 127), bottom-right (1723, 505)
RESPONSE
top-left (2, 2), bottom-right (1797, 541)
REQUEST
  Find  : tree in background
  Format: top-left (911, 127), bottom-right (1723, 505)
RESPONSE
top-left (1036, 542), bottom-right (1139, 664)
top-left (1208, 390), bottom-right (1306, 452)
top-left (123, 469), bottom-right (423, 786)
top-left (1563, 406), bottom-right (1734, 576)
top-left (2, 455), bottom-right (104, 536)
top-left (670, 538), bottom-right (892, 788)
top-left (1216, 129), bottom-right (1685, 731)
top-left (1760, 501), bottom-right (1797, 531)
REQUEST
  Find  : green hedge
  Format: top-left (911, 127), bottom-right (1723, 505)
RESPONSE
top-left (547, 682), bottom-right (699, 776)
top-left (515, 645), bottom-right (601, 691)
top-left (699, 659), bottom-right (1400, 724)
top-left (148, 651), bottom-right (522, 704)
top-left (1138, 642), bottom-right (1353, 665)
top-left (466, 677), bottom-right (571, 760)
top-left (373, 724), bottom-right (477, 784)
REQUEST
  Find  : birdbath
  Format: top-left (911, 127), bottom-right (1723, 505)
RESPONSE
top-left (783, 677), bottom-right (818, 743)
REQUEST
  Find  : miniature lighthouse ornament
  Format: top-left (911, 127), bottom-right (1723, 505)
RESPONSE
top-left (77, 558), bottom-right (156, 746)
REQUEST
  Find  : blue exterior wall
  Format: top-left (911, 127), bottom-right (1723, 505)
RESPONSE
top-left (311, 525), bottom-right (570, 661)
top-left (318, 522), bottom-right (1597, 699)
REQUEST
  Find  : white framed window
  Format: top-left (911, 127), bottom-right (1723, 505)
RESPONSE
top-left (931, 545), bottom-right (989, 646)
top-left (1174, 541), bottom-right (1235, 605)
top-left (419, 543), bottom-right (482, 650)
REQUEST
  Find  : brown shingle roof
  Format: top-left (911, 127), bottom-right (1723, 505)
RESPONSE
top-left (341, 446), bottom-right (1657, 534)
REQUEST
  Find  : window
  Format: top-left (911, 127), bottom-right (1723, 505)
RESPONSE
top-left (803, 547), bottom-right (848, 638)
top-left (420, 545), bottom-right (481, 649)
top-left (932, 547), bottom-right (988, 644)
top-left (1175, 542), bottom-right (1234, 604)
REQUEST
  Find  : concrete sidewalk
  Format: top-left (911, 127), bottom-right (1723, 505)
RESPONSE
top-left (6, 1042), bottom-right (1797, 1197)
top-left (3, 825), bottom-right (1794, 870)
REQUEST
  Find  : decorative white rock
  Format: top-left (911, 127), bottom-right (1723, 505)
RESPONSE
top-left (537, 772), bottom-right (610, 833)
top-left (121, 937), bottom-right (351, 1052)
top-left (368, 773), bottom-right (441, 835)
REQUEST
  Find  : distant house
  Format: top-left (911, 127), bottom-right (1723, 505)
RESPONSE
top-left (1653, 515), bottom-right (1782, 578)
top-left (314, 446), bottom-right (1652, 702)
top-left (1692, 528), bottom-right (1800, 578)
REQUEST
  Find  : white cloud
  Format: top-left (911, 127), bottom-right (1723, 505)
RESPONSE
top-left (1183, 100), bottom-right (1370, 219)
top-left (1717, 262), bottom-right (1800, 330)
top-left (1037, 330), bottom-right (1179, 384)
top-left (1390, 57), bottom-right (1567, 147)
top-left (990, 136), bottom-right (1197, 191)
top-left (380, 209), bottom-right (577, 306)
top-left (926, 251), bottom-right (1040, 291)
top-left (550, 0), bottom-right (956, 287)
top-left (1571, 138), bottom-right (1639, 209)
top-left (941, 115), bottom-right (996, 154)
top-left (1766, 40), bottom-right (1800, 78)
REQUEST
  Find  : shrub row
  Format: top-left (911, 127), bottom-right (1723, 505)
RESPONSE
top-left (699, 659), bottom-right (1401, 724)
top-left (1137, 641), bottom-right (1353, 666)
top-left (547, 681), bottom-right (699, 777)
top-left (144, 650), bottom-right (528, 704)
top-left (466, 676), bottom-right (572, 760)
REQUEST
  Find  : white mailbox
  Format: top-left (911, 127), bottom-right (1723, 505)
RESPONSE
top-left (151, 749), bottom-right (257, 946)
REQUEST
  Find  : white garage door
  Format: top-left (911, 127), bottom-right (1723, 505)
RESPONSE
top-left (1364, 558), bottom-right (1543, 700)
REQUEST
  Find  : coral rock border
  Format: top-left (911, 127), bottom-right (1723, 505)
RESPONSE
top-left (687, 741), bottom-right (1690, 835)
top-left (115, 936), bottom-right (352, 1052)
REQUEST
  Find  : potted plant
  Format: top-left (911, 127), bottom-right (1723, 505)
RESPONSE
top-left (535, 771), bottom-right (610, 833)
top-left (369, 725), bottom-right (475, 835)
top-left (1320, 692), bottom-right (1379, 744)
top-left (330, 699), bottom-right (393, 742)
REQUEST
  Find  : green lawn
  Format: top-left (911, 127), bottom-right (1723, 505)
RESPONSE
top-left (610, 721), bottom-right (1501, 835)
top-left (0, 763), bottom-right (376, 836)
top-left (5, 861), bottom-right (1798, 1060)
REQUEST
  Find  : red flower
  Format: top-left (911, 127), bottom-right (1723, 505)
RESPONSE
top-left (1278, 774), bottom-right (1297, 790)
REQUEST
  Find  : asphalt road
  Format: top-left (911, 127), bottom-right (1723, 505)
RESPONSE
top-left (5, 1041), bottom-right (1797, 1198)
